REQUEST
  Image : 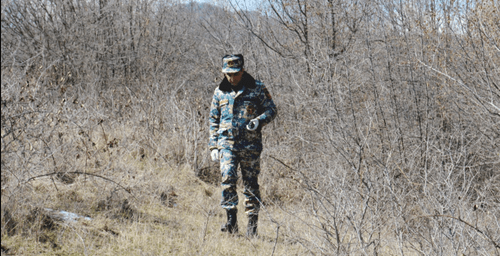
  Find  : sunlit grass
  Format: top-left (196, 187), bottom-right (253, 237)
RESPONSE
top-left (1, 158), bottom-right (308, 255)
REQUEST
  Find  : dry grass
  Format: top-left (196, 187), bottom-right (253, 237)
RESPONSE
top-left (1, 143), bottom-right (307, 255)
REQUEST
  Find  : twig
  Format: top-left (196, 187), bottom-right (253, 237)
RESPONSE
top-left (271, 225), bottom-right (280, 256)
top-left (200, 209), bottom-right (213, 251)
top-left (269, 155), bottom-right (294, 171)
top-left (417, 59), bottom-right (500, 117)
top-left (414, 214), bottom-right (500, 249)
top-left (70, 225), bottom-right (88, 256)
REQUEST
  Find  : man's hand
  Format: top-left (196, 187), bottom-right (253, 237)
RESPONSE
top-left (246, 119), bottom-right (259, 131)
top-left (211, 149), bottom-right (220, 162)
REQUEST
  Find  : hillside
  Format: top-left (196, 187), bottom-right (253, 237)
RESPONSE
top-left (1, 159), bottom-right (308, 255)
top-left (2, 0), bottom-right (499, 255)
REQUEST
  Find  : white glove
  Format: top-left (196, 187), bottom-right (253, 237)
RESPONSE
top-left (210, 149), bottom-right (219, 162)
top-left (246, 119), bottom-right (259, 131)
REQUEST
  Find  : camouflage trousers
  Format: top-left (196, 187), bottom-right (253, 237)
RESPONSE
top-left (219, 148), bottom-right (261, 216)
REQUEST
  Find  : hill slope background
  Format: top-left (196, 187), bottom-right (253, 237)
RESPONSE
top-left (1, 0), bottom-right (499, 255)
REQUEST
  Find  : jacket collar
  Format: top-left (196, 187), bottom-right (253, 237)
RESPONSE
top-left (219, 72), bottom-right (256, 92)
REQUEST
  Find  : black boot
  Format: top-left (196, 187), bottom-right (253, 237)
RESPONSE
top-left (247, 215), bottom-right (258, 237)
top-left (221, 209), bottom-right (238, 234)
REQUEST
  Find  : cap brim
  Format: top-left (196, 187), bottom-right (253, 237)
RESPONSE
top-left (222, 67), bottom-right (242, 73)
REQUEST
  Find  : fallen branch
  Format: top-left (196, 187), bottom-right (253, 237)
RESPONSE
top-left (25, 171), bottom-right (136, 199)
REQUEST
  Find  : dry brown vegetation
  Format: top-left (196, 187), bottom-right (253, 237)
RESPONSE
top-left (1, 0), bottom-right (499, 255)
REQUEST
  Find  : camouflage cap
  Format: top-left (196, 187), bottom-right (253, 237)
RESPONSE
top-left (222, 54), bottom-right (244, 73)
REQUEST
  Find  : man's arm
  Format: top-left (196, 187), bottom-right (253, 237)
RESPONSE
top-left (208, 92), bottom-right (220, 150)
top-left (255, 83), bottom-right (277, 127)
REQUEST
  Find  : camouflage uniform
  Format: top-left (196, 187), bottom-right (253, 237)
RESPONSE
top-left (209, 72), bottom-right (277, 216)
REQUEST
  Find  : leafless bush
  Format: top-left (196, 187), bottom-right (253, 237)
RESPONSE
top-left (222, 0), bottom-right (499, 254)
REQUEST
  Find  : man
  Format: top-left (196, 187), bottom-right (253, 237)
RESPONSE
top-left (208, 54), bottom-right (277, 237)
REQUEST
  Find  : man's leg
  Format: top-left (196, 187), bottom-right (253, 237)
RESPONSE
top-left (220, 149), bottom-right (239, 233)
top-left (240, 150), bottom-right (261, 237)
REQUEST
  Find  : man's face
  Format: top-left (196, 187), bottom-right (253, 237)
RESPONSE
top-left (225, 71), bottom-right (244, 86)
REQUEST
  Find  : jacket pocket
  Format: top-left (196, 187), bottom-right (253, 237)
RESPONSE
top-left (217, 127), bottom-right (235, 139)
top-left (220, 99), bottom-right (231, 115)
top-left (242, 101), bottom-right (258, 120)
top-left (220, 99), bottom-right (229, 107)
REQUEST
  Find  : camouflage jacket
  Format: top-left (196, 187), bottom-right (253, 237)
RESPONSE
top-left (209, 72), bottom-right (277, 152)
